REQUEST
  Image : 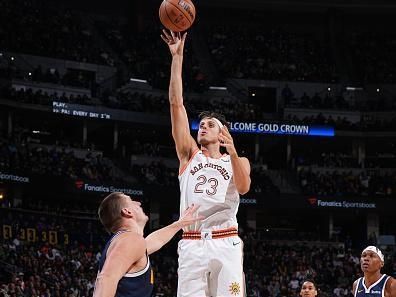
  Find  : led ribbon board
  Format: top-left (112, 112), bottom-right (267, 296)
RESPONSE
top-left (191, 120), bottom-right (334, 137)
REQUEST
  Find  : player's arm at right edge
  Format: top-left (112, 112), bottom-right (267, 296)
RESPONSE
top-left (162, 30), bottom-right (198, 166)
top-left (386, 277), bottom-right (396, 297)
top-left (93, 233), bottom-right (146, 297)
top-left (352, 279), bottom-right (358, 297)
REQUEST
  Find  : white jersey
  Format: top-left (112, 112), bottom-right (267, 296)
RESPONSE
top-left (179, 150), bottom-right (239, 231)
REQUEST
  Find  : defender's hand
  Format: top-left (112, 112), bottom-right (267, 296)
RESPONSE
top-left (176, 204), bottom-right (204, 228)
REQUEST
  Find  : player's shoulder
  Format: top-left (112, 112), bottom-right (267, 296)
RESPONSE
top-left (187, 148), bottom-right (202, 160)
top-left (352, 278), bottom-right (361, 290)
top-left (383, 276), bottom-right (396, 297)
top-left (110, 232), bottom-right (146, 252)
top-left (118, 231), bottom-right (145, 242)
top-left (386, 276), bottom-right (396, 290)
top-left (104, 232), bottom-right (147, 269)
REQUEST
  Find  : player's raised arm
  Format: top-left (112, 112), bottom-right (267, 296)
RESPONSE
top-left (145, 204), bottom-right (203, 255)
top-left (161, 30), bottom-right (198, 165)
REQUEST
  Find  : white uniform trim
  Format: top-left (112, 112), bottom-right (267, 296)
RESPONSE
top-left (353, 278), bottom-right (361, 297)
top-left (124, 257), bottom-right (150, 278)
top-left (362, 274), bottom-right (388, 293)
top-left (382, 276), bottom-right (390, 297)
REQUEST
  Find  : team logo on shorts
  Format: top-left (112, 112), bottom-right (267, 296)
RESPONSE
top-left (229, 282), bottom-right (241, 295)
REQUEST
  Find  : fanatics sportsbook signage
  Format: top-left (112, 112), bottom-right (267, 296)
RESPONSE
top-left (74, 180), bottom-right (144, 196)
top-left (0, 172), bottom-right (30, 183)
top-left (240, 193), bottom-right (385, 210)
top-left (307, 197), bottom-right (376, 209)
top-left (191, 120), bottom-right (334, 137)
top-left (240, 198), bottom-right (257, 204)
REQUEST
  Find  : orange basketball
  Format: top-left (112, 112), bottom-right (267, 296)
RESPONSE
top-left (159, 0), bottom-right (196, 32)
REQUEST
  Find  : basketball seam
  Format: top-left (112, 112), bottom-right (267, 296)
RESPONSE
top-left (166, 0), bottom-right (193, 27)
top-left (159, 2), bottom-right (166, 26)
top-left (164, 2), bottom-right (184, 31)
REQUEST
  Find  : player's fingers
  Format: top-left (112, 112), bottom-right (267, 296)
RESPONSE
top-left (221, 131), bottom-right (231, 139)
top-left (220, 134), bottom-right (232, 143)
top-left (224, 126), bottom-right (233, 135)
top-left (189, 204), bottom-right (200, 213)
top-left (194, 215), bottom-right (205, 221)
top-left (162, 29), bottom-right (172, 40)
top-left (221, 127), bottom-right (232, 137)
top-left (222, 135), bottom-right (233, 145)
top-left (160, 35), bottom-right (170, 44)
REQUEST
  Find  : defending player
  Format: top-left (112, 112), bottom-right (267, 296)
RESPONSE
top-left (93, 192), bottom-right (202, 297)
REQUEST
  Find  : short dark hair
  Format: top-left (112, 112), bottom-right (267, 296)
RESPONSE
top-left (198, 111), bottom-right (229, 127)
top-left (301, 279), bottom-right (318, 290)
top-left (98, 192), bottom-right (127, 233)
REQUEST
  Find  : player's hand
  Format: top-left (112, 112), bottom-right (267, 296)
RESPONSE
top-left (176, 204), bottom-right (204, 228)
top-left (219, 126), bottom-right (237, 157)
top-left (160, 29), bottom-right (187, 57)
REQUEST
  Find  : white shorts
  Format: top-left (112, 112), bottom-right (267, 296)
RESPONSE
top-left (177, 233), bottom-right (244, 297)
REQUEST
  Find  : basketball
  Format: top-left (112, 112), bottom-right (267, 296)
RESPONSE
top-left (159, 0), bottom-right (196, 32)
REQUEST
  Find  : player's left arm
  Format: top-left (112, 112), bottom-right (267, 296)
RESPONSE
top-left (352, 279), bottom-right (358, 297)
top-left (219, 126), bottom-right (251, 195)
top-left (386, 277), bottom-right (396, 297)
top-left (145, 205), bottom-right (203, 255)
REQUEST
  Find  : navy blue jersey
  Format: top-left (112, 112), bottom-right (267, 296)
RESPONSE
top-left (354, 274), bottom-right (390, 297)
top-left (98, 230), bottom-right (153, 297)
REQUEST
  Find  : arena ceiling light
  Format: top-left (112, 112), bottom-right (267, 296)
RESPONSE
top-left (346, 86), bottom-right (363, 91)
top-left (209, 86), bottom-right (227, 90)
top-left (129, 78), bottom-right (147, 83)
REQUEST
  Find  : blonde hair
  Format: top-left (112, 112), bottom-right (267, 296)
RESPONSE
top-left (98, 192), bottom-right (127, 233)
